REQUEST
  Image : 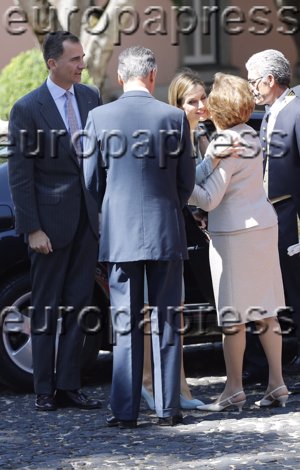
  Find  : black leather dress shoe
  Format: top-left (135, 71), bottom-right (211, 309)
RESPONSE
top-left (35, 394), bottom-right (57, 412)
top-left (157, 414), bottom-right (183, 426)
top-left (284, 356), bottom-right (300, 375)
top-left (55, 390), bottom-right (101, 409)
top-left (106, 415), bottom-right (137, 429)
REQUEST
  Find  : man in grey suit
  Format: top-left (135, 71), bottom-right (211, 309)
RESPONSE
top-left (84, 46), bottom-right (195, 427)
top-left (245, 49), bottom-right (300, 382)
top-left (8, 31), bottom-right (102, 411)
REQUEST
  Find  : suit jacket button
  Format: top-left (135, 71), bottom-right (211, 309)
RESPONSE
top-left (262, 127), bottom-right (267, 131)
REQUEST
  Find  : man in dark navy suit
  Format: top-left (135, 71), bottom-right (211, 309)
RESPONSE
top-left (245, 50), bottom-right (300, 385)
top-left (8, 31), bottom-right (102, 411)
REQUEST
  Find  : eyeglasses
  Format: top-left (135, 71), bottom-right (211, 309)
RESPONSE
top-left (248, 76), bottom-right (264, 87)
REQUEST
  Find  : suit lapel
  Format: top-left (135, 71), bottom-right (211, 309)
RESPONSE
top-left (38, 82), bottom-right (67, 133)
top-left (74, 84), bottom-right (91, 127)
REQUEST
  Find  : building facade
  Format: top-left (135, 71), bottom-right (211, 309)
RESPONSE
top-left (0, 0), bottom-right (299, 102)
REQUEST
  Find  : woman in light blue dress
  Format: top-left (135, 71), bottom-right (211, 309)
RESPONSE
top-left (142, 68), bottom-right (220, 410)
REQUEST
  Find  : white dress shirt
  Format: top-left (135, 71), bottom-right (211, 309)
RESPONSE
top-left (46, 77), bottom-right (82, 131)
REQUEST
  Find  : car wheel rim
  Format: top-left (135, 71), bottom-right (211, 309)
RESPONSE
top-left (2, 292), bottom-right (33, 374)
top-left (2, 292), bottom-right (62, 375)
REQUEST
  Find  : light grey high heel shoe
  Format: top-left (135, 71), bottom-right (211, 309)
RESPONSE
top-left (197, 391), bottom-right (246, 412)
top-left (255, 385), bottom-right (289, 408)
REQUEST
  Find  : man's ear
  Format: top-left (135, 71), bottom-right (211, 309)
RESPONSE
top-left (118, 73), bottom-right (124, 87)
top-left (268, 74), bottom-right (276, 88)
top-left (47, 58), bottom-right (56, 70)
top-left (149, 69), bottom-right (157, 83)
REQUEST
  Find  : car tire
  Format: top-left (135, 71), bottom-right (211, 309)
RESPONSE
top-left (0, 272), bottom-right (33, 390)
top-left (0, 272), bottom-right (108, 391)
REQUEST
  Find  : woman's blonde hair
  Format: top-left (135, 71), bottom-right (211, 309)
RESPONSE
top-left (207, 73), bottom-right (255, 130)
top-left (168, 67), bottom-right (205, 108)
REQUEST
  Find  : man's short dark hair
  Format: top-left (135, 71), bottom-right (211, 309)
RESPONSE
top-left (43, 31), bottom-right (80, 68)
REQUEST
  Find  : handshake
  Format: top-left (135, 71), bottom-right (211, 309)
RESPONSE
top-left (287, 243), bottom-right (300, 256)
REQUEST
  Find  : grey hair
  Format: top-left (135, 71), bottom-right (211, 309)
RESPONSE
top-left (245, 49), bottom-right (291, 87)
top-left (117, 46), bottom-right (157, 82)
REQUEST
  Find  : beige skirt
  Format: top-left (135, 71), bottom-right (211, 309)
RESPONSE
top-left (209, 225), bottom-right (285, 326)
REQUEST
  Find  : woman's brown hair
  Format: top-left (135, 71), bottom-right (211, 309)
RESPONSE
top-left (207, 72), bottom-right (255, 130)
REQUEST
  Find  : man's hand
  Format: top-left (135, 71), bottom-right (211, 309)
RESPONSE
top-left (28, 230), bottom-right (53, 254)
top-left (192, 208), bottom-right (208, 229)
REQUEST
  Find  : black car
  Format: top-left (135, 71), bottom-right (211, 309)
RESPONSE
top-left (1, 111), bottom-right (274, 391)
top-left (0, 159), bottom-right (219, 390)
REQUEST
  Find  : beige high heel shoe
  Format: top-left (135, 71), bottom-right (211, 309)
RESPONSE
top-left (255, 385), bottom-right (289, 408)
top-left (197, 391), bottom-right (246, 412)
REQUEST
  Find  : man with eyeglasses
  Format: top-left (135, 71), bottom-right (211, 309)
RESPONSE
top-left (244, 49), bottom-right (300, 388)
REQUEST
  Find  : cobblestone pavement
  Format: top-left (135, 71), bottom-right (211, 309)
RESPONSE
top-left (0, 351), bottom-right (300, 470)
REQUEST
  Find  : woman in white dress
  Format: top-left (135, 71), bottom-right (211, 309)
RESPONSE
top-left (190, 73), bottom-right (288, 411)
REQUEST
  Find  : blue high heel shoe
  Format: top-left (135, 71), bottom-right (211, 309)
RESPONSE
top-left (180, 395), bottom-right (204, 409)
top-left (141, 386), bottom-right (155, 411)
top-left (141, 386), bottom-right (204, 411)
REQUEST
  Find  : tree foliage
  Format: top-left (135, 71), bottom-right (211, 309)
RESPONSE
top-left (0, 49), bottom-right (46, 120)
top-left (0, 48), bottom-right (91, 120)
top-left (14, 0), bottom-right (137, 90)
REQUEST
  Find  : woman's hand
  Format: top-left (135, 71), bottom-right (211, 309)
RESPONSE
top-left (213, 136), bottom-right (245, 159)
